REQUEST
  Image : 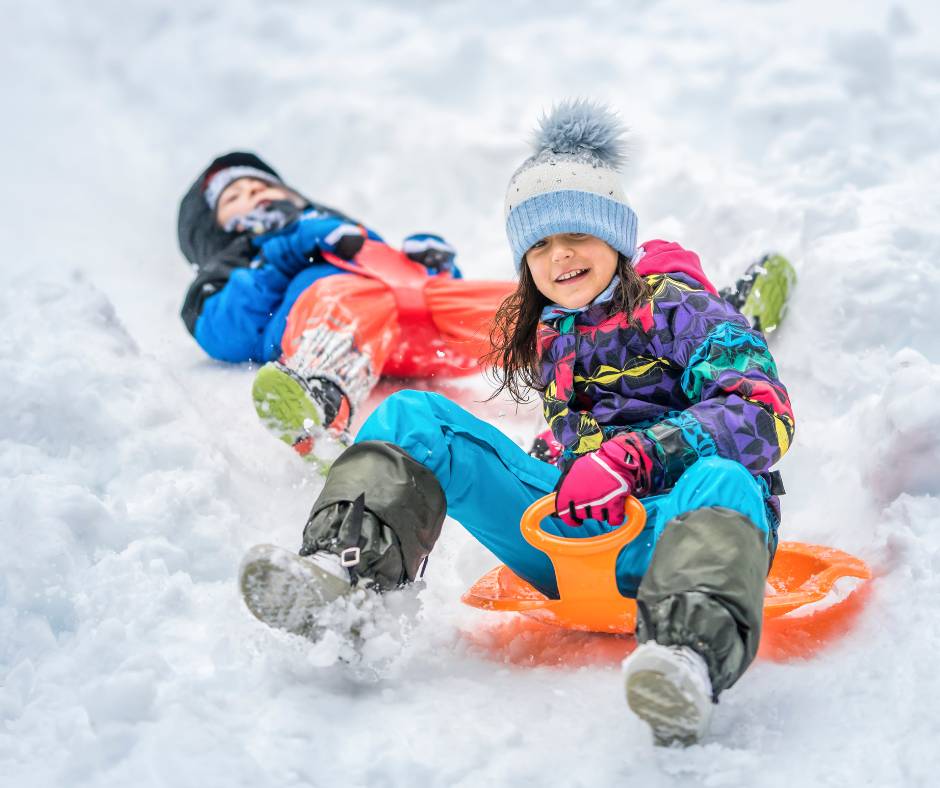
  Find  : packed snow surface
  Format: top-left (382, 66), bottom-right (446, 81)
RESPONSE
top-left (3, 1), bottom-right (940, 786)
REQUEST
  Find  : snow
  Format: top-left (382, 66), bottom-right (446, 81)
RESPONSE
top-left (2, 0), bottom-right (940, 785)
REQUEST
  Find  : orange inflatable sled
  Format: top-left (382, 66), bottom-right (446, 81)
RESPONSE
top-left (284, 241), bottom-right (514, 379)
top-left (462, 495), bottom-right (872, 665)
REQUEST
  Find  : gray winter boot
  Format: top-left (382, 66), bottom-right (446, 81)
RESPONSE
top-left (240, 545), bottom-right (353, 638)
top-left (239, 441), bottom-right (446, 637)
top-left (624, 506), bottom-right (770, 746)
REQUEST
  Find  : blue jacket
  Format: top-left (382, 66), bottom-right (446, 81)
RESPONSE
top-left (195, 257), bottom-right (346, 362)
top-left (182, 214), bottom-right (461, 363)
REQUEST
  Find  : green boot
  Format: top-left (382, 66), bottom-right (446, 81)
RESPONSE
top-left (251, 361), bottom-right (348, 472)
top-left (721, 253), bottom-right (797, 334)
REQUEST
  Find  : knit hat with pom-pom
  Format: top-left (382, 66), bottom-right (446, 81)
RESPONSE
top-left (504, 100), bottom-right (637, 271)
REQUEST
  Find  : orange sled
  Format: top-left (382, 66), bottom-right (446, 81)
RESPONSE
top-left (462, 495), bottom-right (872, 664)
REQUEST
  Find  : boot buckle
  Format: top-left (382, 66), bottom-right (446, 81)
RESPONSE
top-left (340, 546), bottom-right (361, 567)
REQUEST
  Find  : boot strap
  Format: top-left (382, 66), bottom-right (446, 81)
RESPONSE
top-left (339, 493), bottom-right (366, 585)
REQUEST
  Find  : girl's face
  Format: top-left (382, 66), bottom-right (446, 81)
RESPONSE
top-left (215, 177), bottom-right (299, 227)
top-left (525, 233), bottom-right (619, 309)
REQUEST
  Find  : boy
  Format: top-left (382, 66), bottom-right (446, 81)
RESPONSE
top-left (178, 151), bottom-right (513, 456)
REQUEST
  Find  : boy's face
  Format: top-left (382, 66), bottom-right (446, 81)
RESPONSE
top-left (215, 177), bottom-right (300, 228)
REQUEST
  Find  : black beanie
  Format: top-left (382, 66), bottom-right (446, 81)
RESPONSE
top-left (177, 151), bottom-right (286, 268)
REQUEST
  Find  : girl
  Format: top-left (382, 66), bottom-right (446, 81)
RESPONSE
top-left (238, 101), bottom-right (795, 747)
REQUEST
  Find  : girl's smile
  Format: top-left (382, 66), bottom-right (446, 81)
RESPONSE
top-left (525, 233), bottom-right (619, 309)
top-left (555, 267), bottom-right (589, 283)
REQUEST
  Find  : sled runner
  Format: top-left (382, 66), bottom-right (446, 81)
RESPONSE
top-left (462, 494), bottom-right (872, 641)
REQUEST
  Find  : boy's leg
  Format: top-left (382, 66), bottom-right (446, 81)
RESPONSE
top-left (253, 274), bottom-right (399, 456)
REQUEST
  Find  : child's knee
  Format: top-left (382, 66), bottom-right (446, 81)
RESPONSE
top-left (677, 457), bottom-right (760, 500)
top-left (685, 456), bottom-right (751, 483)
top-left (370, 389), bottom-right (435, 423)
top-left (357, 390), bottom-right (461, 479)
top-left (359, 390), bottom-right (439, 447)
top-left (670, 457), bottom-right (769, 537)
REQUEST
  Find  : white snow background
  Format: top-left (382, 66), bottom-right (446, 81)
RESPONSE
top-left (2, 1), bottom-right (940, 786)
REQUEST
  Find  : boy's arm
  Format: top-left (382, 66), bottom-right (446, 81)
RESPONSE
top-left (180, 234), bottom-right (293, 363)
top-left (189, 264), bottom-right (292, 363)
top-left (258, 213), bottom-right (383, 277)
top-left (181, 210), bottom-right (379, 363)
top-left (181, 235), bottom-right (255, 337)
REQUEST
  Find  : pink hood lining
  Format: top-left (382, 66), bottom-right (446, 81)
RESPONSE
top-left (634, 240), bottom-right (718, 295)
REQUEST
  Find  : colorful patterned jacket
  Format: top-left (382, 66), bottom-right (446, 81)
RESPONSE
top-left (538, 240), bottom-right (794, 506)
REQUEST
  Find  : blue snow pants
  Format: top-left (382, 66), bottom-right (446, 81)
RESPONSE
top-left (357, 390), bottom-right (774, 598)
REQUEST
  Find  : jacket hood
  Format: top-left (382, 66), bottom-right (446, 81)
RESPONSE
top-left (635, 239), bottom-right (719, 295)
top-left (177, 151), bottom-right (301, 268)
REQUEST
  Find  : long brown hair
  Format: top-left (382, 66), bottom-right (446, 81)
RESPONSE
top-left (484, 253), bottom-right (651, 403)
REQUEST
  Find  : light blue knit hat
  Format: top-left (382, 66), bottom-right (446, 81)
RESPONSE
top-left (504, 100), bottom-right (638, 271)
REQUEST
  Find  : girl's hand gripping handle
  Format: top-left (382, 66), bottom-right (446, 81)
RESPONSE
top-left (555, 435), bottom-right (644, 527)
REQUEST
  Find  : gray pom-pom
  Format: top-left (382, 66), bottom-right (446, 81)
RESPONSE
top-left (532, 99), bottom-right (627, 168)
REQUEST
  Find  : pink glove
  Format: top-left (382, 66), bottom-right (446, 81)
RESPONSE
top-left (555, 436), bottom-right (644, 526)
top-left (529, 427), bottom-right (563, 465)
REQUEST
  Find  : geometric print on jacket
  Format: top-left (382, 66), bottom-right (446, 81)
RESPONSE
top-left (537, 269), bottom-right (795, 497)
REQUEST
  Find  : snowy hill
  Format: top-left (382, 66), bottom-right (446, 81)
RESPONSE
top-left (2, 1), bottom-right (939, 785)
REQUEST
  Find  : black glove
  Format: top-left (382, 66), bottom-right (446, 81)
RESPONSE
top-left (528, 428), bottom-right (563, 465)
top-left (402, 233), bottom-right (456, 273)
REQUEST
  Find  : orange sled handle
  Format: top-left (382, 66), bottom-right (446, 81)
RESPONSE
top-left (518, 494), bottom-right (646, 630)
